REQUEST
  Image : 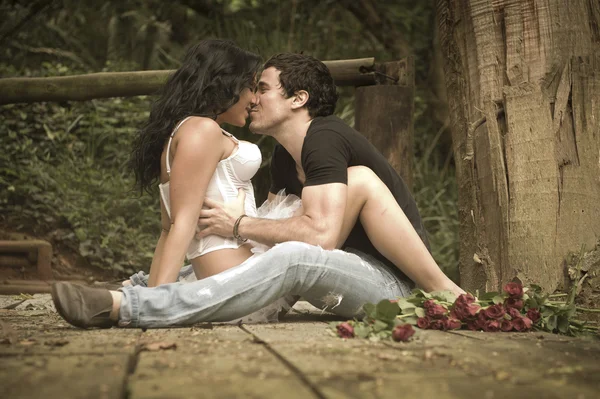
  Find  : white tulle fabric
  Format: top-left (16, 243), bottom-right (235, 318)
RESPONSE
top-left (247, 190), bottom-right (302, 255)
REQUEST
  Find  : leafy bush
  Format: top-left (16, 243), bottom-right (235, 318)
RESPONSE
top-left (0, 64), bottom-right (158, 274)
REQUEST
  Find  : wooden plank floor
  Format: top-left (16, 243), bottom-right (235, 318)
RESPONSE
top-left (1, 295), bottom-right (599, 399)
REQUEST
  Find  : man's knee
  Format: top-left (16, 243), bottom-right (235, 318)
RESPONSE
top-left (347, 166), bottom-right (382, 193)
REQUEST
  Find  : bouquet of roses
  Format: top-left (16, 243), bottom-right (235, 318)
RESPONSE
top-left (332, 282), bottom-right (598, 342)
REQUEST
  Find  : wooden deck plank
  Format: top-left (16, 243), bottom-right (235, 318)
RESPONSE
top-left (127, 325), bottom-right (319, 399)
top-left (0, 310), bottom-right (141, 356)
top-left (0, 354), bottom-right (132, 399)
top-left (244, 322), bottom-right (600, 399)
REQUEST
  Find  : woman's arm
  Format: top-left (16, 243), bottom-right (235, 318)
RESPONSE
top-left (145, 196), bottom-right (171, 285)
top-left (148, 118), bottom-right (224, 286)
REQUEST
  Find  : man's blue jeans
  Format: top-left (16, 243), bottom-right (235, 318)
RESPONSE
top-left (119, 242), bottom-right (412, 328)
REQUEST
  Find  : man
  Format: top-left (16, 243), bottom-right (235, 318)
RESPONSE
top-left (198, 53), bottom-right (461, 294)
top-left (51, 54), bottom-right (461, 329)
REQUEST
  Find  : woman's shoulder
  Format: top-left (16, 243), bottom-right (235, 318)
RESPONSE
top-left (176, 117), bottom-right (223, 146)
top-left (169, 117), bottom-right (227, 168)
top-left (179, 116), bottom-right (221, 134)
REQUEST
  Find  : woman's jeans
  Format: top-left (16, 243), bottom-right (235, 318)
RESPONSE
top-left (119, 242), bottom-right (412, 328)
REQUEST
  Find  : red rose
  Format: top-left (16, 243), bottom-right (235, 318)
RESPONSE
top-left (453, 302), bottom-right (481, 321)
top-left (444, 317), bottom-right (462, 330)
top-left (466, 303), bottom-right (481, 317)
top-left (417, 317), bottom-right (430, 329)
top-left (452, 297), bottom-right (470, 320)
top-left (483, 320), bottom-right (501, 332)
top-left (336, 322), bottom-right (354, 338)
top-left (426, 303), bottom-right (448, 319)
top-left (512, 316), bottom-right (533, 332)
top-left (455, 293), bottom-right (476, 306)
top-left (483, 304), bottom-right (506, 320)
top-left (475, 311), bottom-right (488, 330)
top-left (526, 308), bottom-right (541, 323)
top-left (423, 299), bottom-right (435, 309)
top-left (466, 320), bottom-right (479, 331)
top-left (521, 317), bottom-right (532, 329)
top-left (501, 319), bottom-right (513, 332)
top-left (507, 307), bottom-right (521, 320)
top-left (392, 324), bottom-right (415, 342)
top-left (452, 306), bottom-right (467, 320)
top-left (503, 282), bottom-right (524, 298)
top-left (429, 319), bottom-right (445, 330)
top-left (505, 298), bottom-right (524, 310)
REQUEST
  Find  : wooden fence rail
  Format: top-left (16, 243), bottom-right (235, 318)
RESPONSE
top-left (0, 58), bottom-right (376, 105)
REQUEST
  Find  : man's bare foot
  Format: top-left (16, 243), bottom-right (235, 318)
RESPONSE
top-left (427, 282), bottom-right (466, 297)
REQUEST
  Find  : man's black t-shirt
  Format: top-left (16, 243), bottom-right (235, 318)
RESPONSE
top-left (269, 115), bottom-right (429, 283)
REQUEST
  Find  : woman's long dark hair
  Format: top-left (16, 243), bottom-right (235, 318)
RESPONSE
top-left (129, 39), bottom-right (262, 194)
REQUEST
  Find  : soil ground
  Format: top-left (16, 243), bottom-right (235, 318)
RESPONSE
top-left (1, 295), bottom-right (599, 399)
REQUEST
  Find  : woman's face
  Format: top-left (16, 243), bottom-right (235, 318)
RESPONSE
top-left (217, 87), bottom-right (257, 127)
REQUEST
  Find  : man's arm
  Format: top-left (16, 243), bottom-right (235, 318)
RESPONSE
top-left (198, 183), bottom-right (347, 249)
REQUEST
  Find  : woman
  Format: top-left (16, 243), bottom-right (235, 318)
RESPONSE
top-left (124, 39), bottom-right (300, 322)
top-left (129, 39), bottom-right (266, 287)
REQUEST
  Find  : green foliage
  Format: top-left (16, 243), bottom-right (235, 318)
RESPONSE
top-left (332, 299), bottom-right (403, 341)
top-left (0, 63), bottom-right (157, 274)
top-left (413, 137), bottom-right (459, 283)
top-left (525, 285), bottom-right (590, 335)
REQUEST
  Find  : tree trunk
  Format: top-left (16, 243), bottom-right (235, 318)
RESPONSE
top-left (437, 0), bottom-right (600, 293)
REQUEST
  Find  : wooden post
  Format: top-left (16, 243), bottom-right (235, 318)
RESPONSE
top-left (354, 57), bottom-right (415, 190)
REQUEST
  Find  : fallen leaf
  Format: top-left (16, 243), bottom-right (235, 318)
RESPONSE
top-left (377, 353), bottom-right (398, 361)
top-left (2, 300), bottom-right (26, 310)
top-left (140, 341), bottom-right (177, 351)
top-left (495, 370), bottom-right (510, 381)
top-left (423, 349), bottom-right (434, 360)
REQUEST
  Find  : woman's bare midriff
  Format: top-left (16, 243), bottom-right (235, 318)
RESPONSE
top-left (190, 244), bottom-right (254, 280)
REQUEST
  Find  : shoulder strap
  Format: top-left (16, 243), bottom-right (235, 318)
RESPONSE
top-left (166, 119), bottom-right (236, 175)
top-left (221, 129), bottom-right (239, 142)
top-left (165, 116), bottom-right (193, 175)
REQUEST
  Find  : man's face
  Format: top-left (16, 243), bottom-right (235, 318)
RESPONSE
top-left (249, 67), bottom-right (293, 135)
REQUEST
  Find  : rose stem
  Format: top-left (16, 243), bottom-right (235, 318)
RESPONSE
top-left (546, 301), bottom-right (600, 312)
top-left (572, 319), bottom-right (599, 325)
top-left (548, 293), bottom-right (567, 298)
top-left (576, 307), bottom-right (600, 313)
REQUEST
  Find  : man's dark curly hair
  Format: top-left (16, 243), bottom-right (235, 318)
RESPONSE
top-left (129, 39), bottom-right (261, 194)
top-left (263, 53), bottom-right (338, 118)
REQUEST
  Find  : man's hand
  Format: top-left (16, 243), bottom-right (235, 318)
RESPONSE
top-left (196, 189), bottom-right (246, 239)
